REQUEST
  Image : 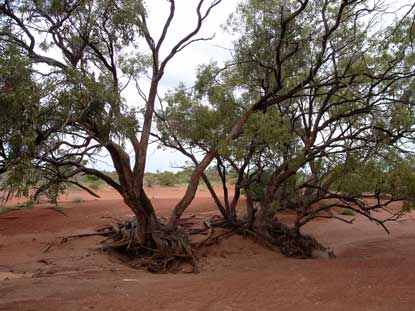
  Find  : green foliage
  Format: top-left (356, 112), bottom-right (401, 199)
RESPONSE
top-left (0, 0), bottom-right (152, 202)
top-left (144, 173), bottom-right (158, 187)
top-left (45, 183), bottom-right (67, 204)
top-left (175, 168), bottom-right (193, 184)
top-left (84, 175), bottom-right (100, 182)
top-left (0, 45), bottom-right (44, 198)
top-left (331, 152), bottom-right (415, 202)
top-left (142, 169), bottom-right (221, 187)
top-left (159, 75), bottom-right (243, 152)
top-left (144, 172), bottom-right (180, 187)
top-left (340, 209), bottom-right (355, 216)
top-left (245, 170), bottom-right (301, 209)
top-left (157, 172), bottom-right (178, 187)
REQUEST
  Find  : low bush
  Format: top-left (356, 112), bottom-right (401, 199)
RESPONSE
top-left (157, 172), bottom-right (178, 187)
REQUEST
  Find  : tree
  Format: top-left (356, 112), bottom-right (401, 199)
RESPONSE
top-left (158, 0), bottom-right (415, 257)
top-left (0, 0), bottom-right (223, 270)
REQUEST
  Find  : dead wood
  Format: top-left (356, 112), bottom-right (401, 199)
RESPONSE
top-left (99, 218), bottom-right (200, 273)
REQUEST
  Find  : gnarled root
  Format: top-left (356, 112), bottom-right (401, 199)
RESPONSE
top-left (201, 217), bottom-right (335, 259)
top-left (97, 216), bottom-right (334, 273)
top-left (267, 221), bottom-right (329, 258)
top-left (98, 219), bottom-right (199, 273)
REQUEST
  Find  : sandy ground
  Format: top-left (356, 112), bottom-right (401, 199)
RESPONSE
top-left (1, 186), bottom-right (415, 311)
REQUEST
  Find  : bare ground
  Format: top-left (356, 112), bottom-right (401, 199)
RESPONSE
top-left (1, 186), bottom-right (415, 311)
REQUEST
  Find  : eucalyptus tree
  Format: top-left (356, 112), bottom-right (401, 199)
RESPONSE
top-left (0, 0), bottom-right (223, 262)
top-left (230, 0), bottom-right (415, 236)
top-left (158, 0), bottom-right (415, 257)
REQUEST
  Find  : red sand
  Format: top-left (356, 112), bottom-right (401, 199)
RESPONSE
top-left (1, 186), bottom-right (415, 311)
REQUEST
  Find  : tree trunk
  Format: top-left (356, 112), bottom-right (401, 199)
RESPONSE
top-left (167, 150), bottom-right (217, 229)
top-left (245, 193), bottom-right (256, 228)
top-left (253, 203), bottom-right (272, 233)
top-left (124, 189), bottom-right (160, 246)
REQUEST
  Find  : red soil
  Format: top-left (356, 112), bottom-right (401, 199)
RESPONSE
top-left (1, 186), bottom-right (415, 311)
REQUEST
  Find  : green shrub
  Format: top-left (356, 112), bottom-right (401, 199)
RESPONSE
top-left (175, 168), bottom-right (193, 184)
top-left (144, 174), bottom-right (158, 187)
top-left (157, 172), bottom-right (178, 187)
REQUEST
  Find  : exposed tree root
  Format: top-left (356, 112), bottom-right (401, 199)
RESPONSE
top-left (267, 221), bottom-right (334, 258)
top-left (46, 216), bottom-right (334, 273)
top-left (98, 219), bottom-right (199, 273)
top-left (199, 217), bottom-right (336, 259)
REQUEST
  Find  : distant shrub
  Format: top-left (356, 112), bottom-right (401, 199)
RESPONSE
top-left (175, 168), bottom-right (193, 184)
top-left (144, 174), bottom-right (158, 187)
top-left (157, 172), bottom-right (178, 187)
